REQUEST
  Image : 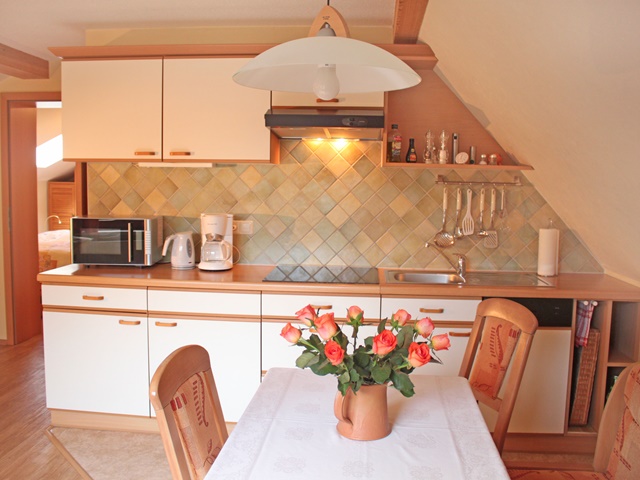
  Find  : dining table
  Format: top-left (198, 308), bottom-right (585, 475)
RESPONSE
top-left (205, 367), bottom-right (510, 480)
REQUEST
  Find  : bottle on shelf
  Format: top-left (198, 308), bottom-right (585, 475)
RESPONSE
top-left (452, 133), bottom-right (459, 161)
top-left (424, 130), bottom-right (436, 163)
top-left (387, 124), bottom-right (402, 163)
top-left (405, 138), bottom-right (417, 163)
top-left (438, 130), bottom-right (449, 164)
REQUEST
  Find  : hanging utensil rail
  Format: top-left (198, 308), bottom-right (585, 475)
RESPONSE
top-left (436, 175), bottom-right (522, 187)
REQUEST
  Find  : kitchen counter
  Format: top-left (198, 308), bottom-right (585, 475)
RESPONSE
top-left (37, 263), bottom-right (640, 301)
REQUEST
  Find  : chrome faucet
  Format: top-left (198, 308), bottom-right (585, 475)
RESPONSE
top-left (425, 242), bottom-right (467, 279)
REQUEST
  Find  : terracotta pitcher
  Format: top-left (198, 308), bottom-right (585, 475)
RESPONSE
top-left (334, 384), bottom-right (391, 441)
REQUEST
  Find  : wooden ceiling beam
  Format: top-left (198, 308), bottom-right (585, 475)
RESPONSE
top-left (393, 0), bottom-right (430, 44)
top-left (0, 43), bottom-right (49, 79)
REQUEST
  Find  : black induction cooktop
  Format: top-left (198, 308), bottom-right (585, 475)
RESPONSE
top-left (263, 265), bottom-right (379, 284)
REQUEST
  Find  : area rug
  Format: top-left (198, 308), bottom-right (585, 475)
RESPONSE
top-left (45, 426), bottom-right (172, 480)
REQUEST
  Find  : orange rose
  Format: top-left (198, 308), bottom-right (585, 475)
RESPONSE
top-left (415, 317), bottom-right (435, 338)
top-left (315, 312), bottom-right (338, 340)
top-left (347, 305), bottom-right (363, 324)
top-left (392, 309), bottom-right (411, 326)
top-left (372, 330), bottom-right (398, 356)
top-left (432, 333), bottom-right (451, 351)
top-left (295, 304), bottom-right (317, 327)
top-left (280, 323), bottom-right (302, 344)
top-left (408, 342), bottom-right (431, 368)
top-left (324, 340), bottom-right (345, 366)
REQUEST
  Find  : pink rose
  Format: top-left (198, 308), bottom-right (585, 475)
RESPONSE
top-left (324, 340), bottom-right (345, 366)
top-left (392, 309), bottom-right (411, 326)
top-left (295, 304), bottom-right (317, 327)
top-left (347, 305), bottom-right (363, 324)
top-left (315, 312), bottom-right (338, 340)
top-left (280, 323), bottom-right (302, 344)
top-left (432, 333), bottom-right (451, 351)
top-left (372, 330), bottom-right (398, 356)
top-left (408, 342), bottom-right (431, 368)
top-left (415, 317), bottom-right (435, 338)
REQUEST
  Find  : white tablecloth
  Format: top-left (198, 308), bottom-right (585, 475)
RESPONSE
top-left (206, 368), bottom-right (509, 480)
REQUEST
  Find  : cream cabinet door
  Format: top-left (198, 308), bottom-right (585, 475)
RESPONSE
top-left (43, 310), bottom-right (150, 416)
top-left (163, 58), bottom-right (271, 162)
top-left (148, 316), bottom-right (261, 423)
top-left (61, 59), bottom-right (163, 160)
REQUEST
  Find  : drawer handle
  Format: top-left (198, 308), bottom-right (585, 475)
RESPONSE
top-left (448, 331), bottom-right (471, 338)
top-left (169, 151), bottom-right (192, 156)
top-left (82, 295), bottom-right (104, 301)
top-left (310, 304), bottom-right (332, 311)
top-left (155, 321), bottom-right (178, 327)
top-left (420, 307), bottom-right (445, 314)
top-left (118, 319), bottom-right (141, 326)
top-left (134, 151), bottom-right (157, 156)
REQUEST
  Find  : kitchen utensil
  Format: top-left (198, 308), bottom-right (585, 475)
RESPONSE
top-left (499, 187), bottom-right (511, 234)
top-left (454, 188), bottom-right (463, 238)
top-left (462, 188), bottom-right (474, 235)
top-left (483, 188), bottom-right (498, 248)
top-left (477, 188), bottom-right (487, 237)
top-left (434, 187), bottom-right (455, 248)
top-left (162, 231), bottom-right (195, 269)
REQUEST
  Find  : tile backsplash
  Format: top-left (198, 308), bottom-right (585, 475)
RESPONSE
top-left (87, 139), bottom-right (601, 273)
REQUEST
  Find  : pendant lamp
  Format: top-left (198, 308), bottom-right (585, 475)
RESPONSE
top-left (232, 3), bottom-right (421, 100)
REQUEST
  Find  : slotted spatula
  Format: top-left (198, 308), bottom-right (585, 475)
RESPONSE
top-left (483, 188), bottom-right (498, 248)
top-left (462, 188), bottom-right (474, 235)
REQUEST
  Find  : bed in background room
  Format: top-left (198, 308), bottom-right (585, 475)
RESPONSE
top-left (38, 229), bottom-right (71, 272)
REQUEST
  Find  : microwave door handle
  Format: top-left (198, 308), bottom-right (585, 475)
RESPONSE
top-left (127, 223), bottom-right (133, 263)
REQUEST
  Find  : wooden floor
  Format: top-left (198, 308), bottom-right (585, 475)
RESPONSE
top-left (0, 335), bottom-right (81, 479)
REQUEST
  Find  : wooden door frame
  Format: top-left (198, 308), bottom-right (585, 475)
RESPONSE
top-left (1, 91), bottom-right (61, 345)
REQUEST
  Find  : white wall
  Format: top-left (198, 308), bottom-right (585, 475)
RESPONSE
top-left (421, 0), bottom-right (640, 285)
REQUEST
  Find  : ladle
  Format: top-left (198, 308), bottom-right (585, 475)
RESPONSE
top-left (434, 187), bottom-right (455, 248)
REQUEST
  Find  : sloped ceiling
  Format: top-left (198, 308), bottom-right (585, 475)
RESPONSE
top-left (420, 0), bottom-right (640, 284)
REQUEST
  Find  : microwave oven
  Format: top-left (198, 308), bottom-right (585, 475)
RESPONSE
top-left (71, 217), bottom-right (163, 266)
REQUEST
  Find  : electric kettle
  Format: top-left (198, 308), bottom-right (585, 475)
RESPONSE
top-left (162, 231), bottom-right (195, 269)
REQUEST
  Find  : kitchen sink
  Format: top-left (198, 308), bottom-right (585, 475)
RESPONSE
top-left (385, 270), bottom-right (554, 287)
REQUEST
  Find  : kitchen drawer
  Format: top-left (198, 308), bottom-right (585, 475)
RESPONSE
top-left (262, 293), bottom-right (381, 322)
top-left (41, 284), bottom-right (147, 311)
top-left (148, 288), bottom-right (260, 317)
top-left (381, 297), bottom-right (481, 322)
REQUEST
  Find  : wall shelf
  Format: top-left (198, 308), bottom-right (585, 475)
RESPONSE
top-left (382, 162), bottom-right (533, 171)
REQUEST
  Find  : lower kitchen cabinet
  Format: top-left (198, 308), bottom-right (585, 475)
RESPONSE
top-left (43, 310), bottom-right (150, 416)
top-left (148, 316), bottom-right (261, 423)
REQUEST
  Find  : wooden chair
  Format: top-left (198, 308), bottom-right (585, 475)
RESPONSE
top-left (149, 345), bottom-right (228, 480)
top-left (508, 362), bottom-right (640, 479)
top-left (459, 297), bottom-right (538, 454)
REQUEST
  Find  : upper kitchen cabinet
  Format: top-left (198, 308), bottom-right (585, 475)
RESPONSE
top-left (62, 59), bottom-right (163, 161)
top-left (61, 57), bottom-right (273, 163)
top-left (272, 90), bottom-right (383, 108)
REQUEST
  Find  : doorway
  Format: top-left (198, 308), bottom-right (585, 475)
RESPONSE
top-left (0, 92), bottom-right (82, 345)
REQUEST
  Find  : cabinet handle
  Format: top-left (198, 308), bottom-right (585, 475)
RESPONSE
top-left (448, 331), bottom-right (471, 337)
top-left (155, 321), bottom-right (178, 327)
top-left (316, 98), bottom-right (339, 103)
top-left (310, 304), bottom-right (333, 310)
top-left (169, 151), bottom-right (192, 156)
top-left (82, 295), bottom-right (104, 301)
top-left (420, 307), bottom-right (445, 314)
top-left (119, 319), bottom-right (141, 326)
top-left (134, 151), bottom-right (157, 156)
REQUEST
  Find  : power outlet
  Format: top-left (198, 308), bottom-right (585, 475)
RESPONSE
top-left (233, 220), bottom-right (254, 235)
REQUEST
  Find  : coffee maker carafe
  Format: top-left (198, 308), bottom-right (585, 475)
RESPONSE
top-left (199, 213), bottom-right (233, 271)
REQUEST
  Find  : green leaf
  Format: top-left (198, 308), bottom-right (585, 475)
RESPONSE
top-left (334, 330), bottom-right (349, 349)
top-left (308, 334), bottom-right (324, 349)
top-left (377, 318), bottom-right (388, 334)
top-left (390, 370), bottom-right (415, 397)
top-left (338, 381), bottom-right (350, 396)
top-left (338, 369), bottom-right (350, 384)
top-left (396, 325), bottom-right (415, 349)
top-left (295, 351), bottom-right (317, 369)
top-left (353, 350), bottom-right (371, 369)
top-left (371, 363), bottom-right (392, 384)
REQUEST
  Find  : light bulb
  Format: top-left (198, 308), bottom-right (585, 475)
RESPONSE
top-left (313, 64), bottom-right (339, 100)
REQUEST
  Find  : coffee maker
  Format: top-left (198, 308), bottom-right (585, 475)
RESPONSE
top-left (199, 213), bottom-right (233, 271)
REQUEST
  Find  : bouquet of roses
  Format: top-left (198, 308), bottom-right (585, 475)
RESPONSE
top-left (280, 304), bottom-right (450, 397)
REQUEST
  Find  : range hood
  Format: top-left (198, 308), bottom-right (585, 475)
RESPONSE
top-left (265, 108), bottom-right (384, 140)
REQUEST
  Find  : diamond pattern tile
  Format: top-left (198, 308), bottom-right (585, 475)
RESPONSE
top-left (87, 140), bottom-right (602, 273)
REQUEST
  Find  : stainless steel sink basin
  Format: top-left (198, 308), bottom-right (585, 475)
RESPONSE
top-left (385, 270), bottom-right (554, 287)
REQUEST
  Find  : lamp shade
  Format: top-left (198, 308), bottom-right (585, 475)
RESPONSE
top-left (232, 36), bottom-right (421, 96)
